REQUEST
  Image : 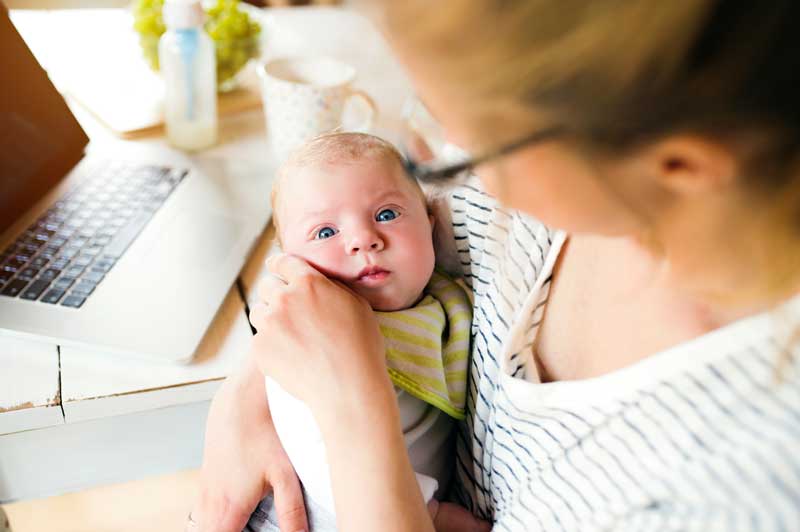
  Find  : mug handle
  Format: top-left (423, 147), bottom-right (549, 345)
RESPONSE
top-left (345, 88), bottom-right (378, 132)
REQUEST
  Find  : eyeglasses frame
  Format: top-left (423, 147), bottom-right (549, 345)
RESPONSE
top-left (403, 126), bottom-right (566, 184)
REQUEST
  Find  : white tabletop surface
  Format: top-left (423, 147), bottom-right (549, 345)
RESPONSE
top-left (0, 5), bottom-right (413, 435)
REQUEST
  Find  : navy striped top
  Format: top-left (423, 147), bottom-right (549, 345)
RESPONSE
top-left (435, 179), bottom-right (800, 531)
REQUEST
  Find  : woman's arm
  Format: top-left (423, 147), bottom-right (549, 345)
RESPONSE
top-left (319, 376), bottom-right (435, 532)
top-left (249, 254), bottom-right (436, 532)
top-left (192, 353), bottom-right (309, 532)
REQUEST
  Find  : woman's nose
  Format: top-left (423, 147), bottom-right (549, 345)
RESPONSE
top-left (348, 230), bottom-right (384, 254)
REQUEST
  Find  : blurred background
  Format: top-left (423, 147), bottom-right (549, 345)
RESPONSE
top-left (6, 0), bottom-right (341, 8)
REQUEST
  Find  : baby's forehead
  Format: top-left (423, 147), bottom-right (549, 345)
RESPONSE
top-left (277, 155), bottom-right (423, 207)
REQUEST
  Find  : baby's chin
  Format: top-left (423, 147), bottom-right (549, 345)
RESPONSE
top-left (358, 287), bottom-right (425, 312)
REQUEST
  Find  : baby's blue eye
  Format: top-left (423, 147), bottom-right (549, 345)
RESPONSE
top-left (376, 209), bottom-right (399, 222)
top-left (315, 227), bottom-right (338, 240)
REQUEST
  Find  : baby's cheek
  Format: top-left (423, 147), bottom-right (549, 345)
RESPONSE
top-left (297, 246), bottom-right (350, 280)
top-left (400, 229), bottom-right (436, 288)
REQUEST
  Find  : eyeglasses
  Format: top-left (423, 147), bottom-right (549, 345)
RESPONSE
top-left (402, 126), bottom-right (565, 184)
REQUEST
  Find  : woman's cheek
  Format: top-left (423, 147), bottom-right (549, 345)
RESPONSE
top-left (475, 167), bottom-right (502, 198)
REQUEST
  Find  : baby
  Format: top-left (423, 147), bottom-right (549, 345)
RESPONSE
top-left (248, 132), bottom-right (472, 531)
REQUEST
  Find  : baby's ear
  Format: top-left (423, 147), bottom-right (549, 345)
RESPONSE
top-left (428, 192), bottom-right (462, 277)
top-left (419, 182), bottom-right (436, 232)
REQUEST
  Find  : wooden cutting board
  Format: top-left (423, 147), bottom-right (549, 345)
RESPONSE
top-left (11, 9), bottom-right (264, 139)
top-left (67, 67), bottom-right (264, 139)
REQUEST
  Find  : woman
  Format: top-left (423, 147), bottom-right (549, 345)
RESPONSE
top-left (193, 1), bottom-right (800, 530)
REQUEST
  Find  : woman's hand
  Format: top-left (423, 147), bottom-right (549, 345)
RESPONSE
top-left (191, 355), bottom-right (309, 532)
top-left (429, 500), bottom-right (492, 532)
top-left (250, 254), bottom-right (435, 532)
top-left (248, 253), bottom-right (394, 427)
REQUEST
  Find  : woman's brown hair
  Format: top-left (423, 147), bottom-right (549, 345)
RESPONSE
top-left (381, 1), bottom-right (800, 160)
top-left (378, 0), bottom-right (800, 367)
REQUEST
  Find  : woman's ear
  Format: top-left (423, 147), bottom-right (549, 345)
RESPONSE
top-left (643, 135), bottom-right (739, 195)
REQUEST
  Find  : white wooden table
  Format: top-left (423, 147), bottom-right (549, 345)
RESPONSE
top-left (0, 5), bottom-right (412, 503)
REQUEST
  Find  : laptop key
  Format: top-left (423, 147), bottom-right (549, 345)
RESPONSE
top-left (45, 213), bottom-right (67, 225)
top-left (58, 246), bottom-right (80, 259)
top-left (20, 280), bottom-right (49, 300)
top-left (49, 236), bottom-right (68, 248)
top-left (41, 288), bottom-right (66, 304)
top-left (53, 277), bottom-right (75, 290)
top-left (82, 245), bottom-right (103, 257)
top-left (81, 270), bottom-right (104, 283)
top-left (30, 256), bottom-right (50, 269)
top-left (91, 235), bottom-right (112, 247)
top-left (17, 267), bottom-right (39, 281)
top-left (91, 261), bottom-right (114, 273)
top-left (56, 228), bottom-right (76, 239)
top-left (61, 294), bottom-right (86, 308)
top-left (70, 237), bottom-right (89, 248)
top-left (22, 237), bottom-right (45, 250)
top-left (50, 259), bottom-right (69, 270)
top-left (1, 278), bottom-right (29, 297)
top-left (38, 268), bottom-right (60, 282)
top-left (20, 243), bottom-right (40, 255)
top-left (0, 270), bottom-right (13, 283)
top-left (64, 265), bottom-right (85, 278)
top-left (41, 245), bottom-right (60, 257)
top-left (73, 254), bottom-right (94, 267)
top-left (35, 228), bottom-right (57, 239)
top-left (71, 280), bottom-right (96, 296)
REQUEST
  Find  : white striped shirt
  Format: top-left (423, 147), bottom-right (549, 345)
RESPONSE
top-left (436, 180), bottom-right (800, 531)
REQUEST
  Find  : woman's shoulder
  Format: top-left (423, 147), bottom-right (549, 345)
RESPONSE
top-left (429, 177), bottom-right (558, 286)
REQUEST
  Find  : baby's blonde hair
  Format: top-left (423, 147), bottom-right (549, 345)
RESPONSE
top-left (270, 132), bottom-right (427, 240)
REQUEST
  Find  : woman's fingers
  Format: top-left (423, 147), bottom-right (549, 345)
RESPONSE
top-left (248, 302), bottom-right (269, 332)
top-left (431, 501), bottom-right (492, 532)
top-left (271, 466), bottom-right (310, 532)
top-left (214, 497), bottom-right (260, 532)
top-left (266, 253), bottom-right (323, 284)
top-left (193, 478), bottom-right (260, 532)
top-left (256, 271), bottom-right (289, 301)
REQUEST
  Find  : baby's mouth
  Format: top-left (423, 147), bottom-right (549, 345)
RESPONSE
top-left (355, 265), bottom-right (391, 284)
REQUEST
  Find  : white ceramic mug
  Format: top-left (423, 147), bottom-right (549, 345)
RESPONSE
top-left (257, 56), bottom-right (377, 160)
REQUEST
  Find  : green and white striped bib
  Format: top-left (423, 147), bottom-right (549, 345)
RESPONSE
top-left (375, 271), bottom-right (472, 420)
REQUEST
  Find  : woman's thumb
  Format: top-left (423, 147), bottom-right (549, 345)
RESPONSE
top-left (273, 472), bottom-right (309, 532)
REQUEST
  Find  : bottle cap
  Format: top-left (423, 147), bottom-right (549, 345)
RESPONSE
top-left (163, 0), bottom-right (205, 30)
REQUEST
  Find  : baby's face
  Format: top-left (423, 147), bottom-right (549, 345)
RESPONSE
top-left (277, 157), bottom-right (435, 311)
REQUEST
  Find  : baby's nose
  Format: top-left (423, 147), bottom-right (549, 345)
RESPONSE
top-left (348, 231), bottom-right (384, 254)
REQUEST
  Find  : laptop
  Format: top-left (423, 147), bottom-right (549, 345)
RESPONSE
top-left (0, 3), bottom-right (271, 363)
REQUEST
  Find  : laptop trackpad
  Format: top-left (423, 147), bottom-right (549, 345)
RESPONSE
top-left (144, 210), bottom-right (243, 272)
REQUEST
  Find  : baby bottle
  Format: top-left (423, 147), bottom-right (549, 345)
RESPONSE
top-left (159, 0), bottom-right (218, 151)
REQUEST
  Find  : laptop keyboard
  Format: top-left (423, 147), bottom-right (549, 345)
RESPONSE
top-left (0, 161), bottom-right (187, 309)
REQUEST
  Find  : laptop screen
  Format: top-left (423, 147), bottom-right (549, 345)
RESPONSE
top-left (0, 2), bottom-right (89, 240)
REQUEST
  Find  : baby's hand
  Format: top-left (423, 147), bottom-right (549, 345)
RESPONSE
top-left (428, 500), bottom-right (492, 532)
